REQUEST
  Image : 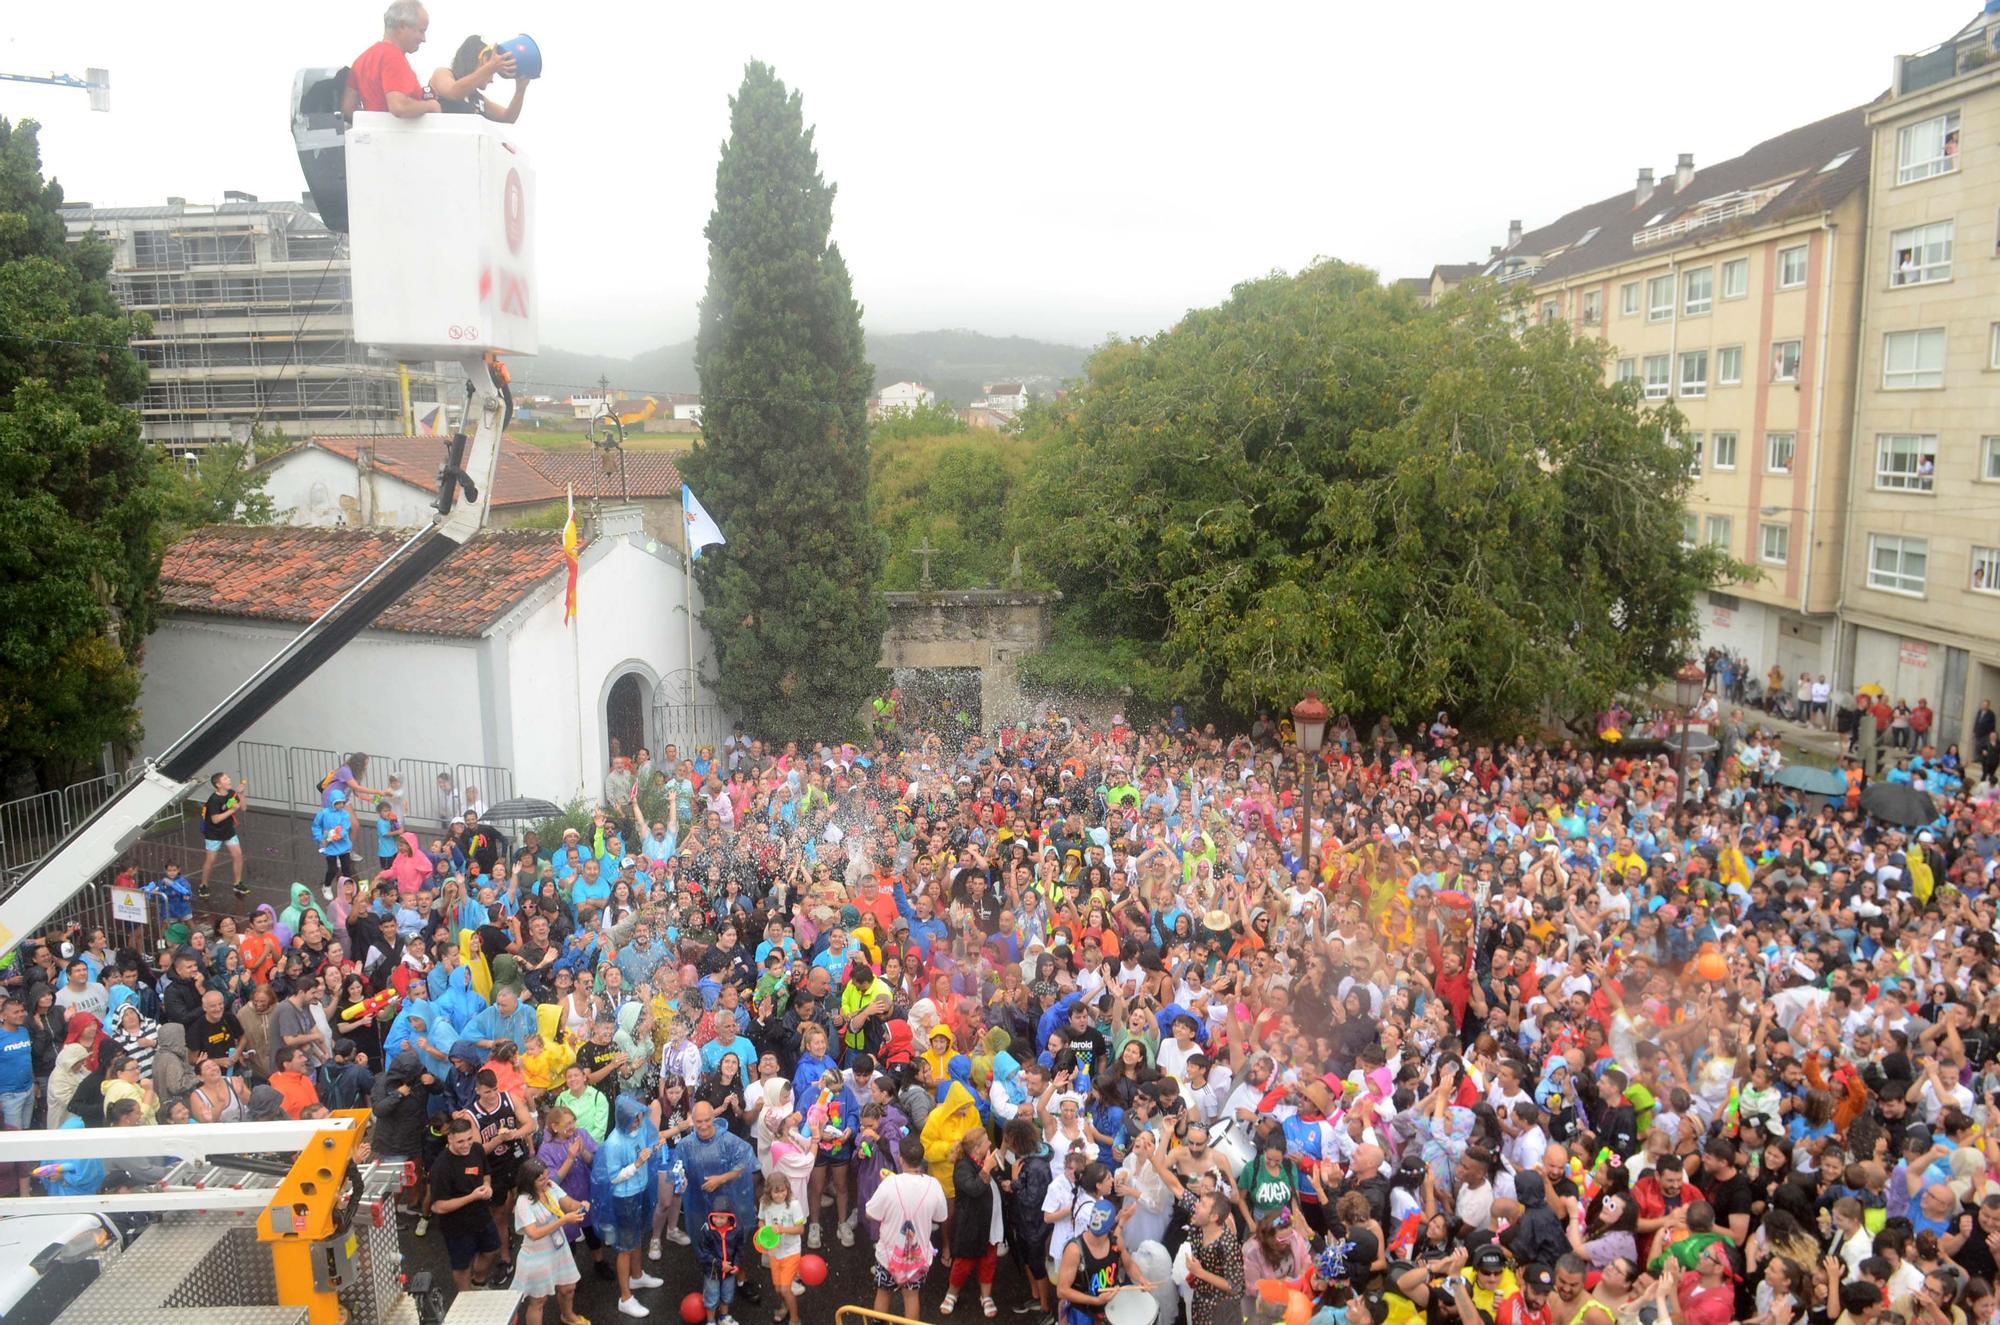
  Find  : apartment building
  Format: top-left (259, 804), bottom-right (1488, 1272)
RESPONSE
top-left (1494, 108), bottom-right (1872, 686)
top-left (1840, 16), bottom-right (2000, 747)
top-left (60, 195), bottom-right (441, 451)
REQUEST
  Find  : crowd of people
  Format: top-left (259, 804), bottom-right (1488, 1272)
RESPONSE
top-left (4, 693), bottom-right (2000, 1325)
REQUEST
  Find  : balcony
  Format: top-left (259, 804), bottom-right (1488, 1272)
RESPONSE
top-left (1632, 183), bottom-right (1791, 248)
top-left (1895, 19), bottom-right (2000, 97)
top-left (1493, 262), bottom-right (1543, 285)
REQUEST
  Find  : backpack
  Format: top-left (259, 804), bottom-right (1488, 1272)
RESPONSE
top-left (317, 768), bottom-right (342, 795)
top-left (883, 1184), bottom-right (932, 1281)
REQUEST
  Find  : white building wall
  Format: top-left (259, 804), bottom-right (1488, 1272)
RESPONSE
top-left (138, 617), bottom-right (490, 779)
top-left (502, 536), bottom-right (716, 804)
top-left (262, 448), bottom-right (434, 529)
top-left (1852, 624), bottom-right (1941, 704)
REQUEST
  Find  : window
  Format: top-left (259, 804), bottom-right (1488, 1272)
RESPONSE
top-left (1765, 432), bottom-right (1796, 474)
top-left (1620, 282), bottom-right (1639, 316)
top-left (1647, 275), bottom-right (1675, 322)
top-left (1704, 515), bottom-right (1732, 549)
top-left (1681, 513), bottom-right (1699, 548)
top-left (1888, 221), bottom-right (1953, 286)
top-left (1683, 267), bottom-right (1713, 316)
top-left (1712, 431), bottom-right (1738, 469)
top-left (1760, 523), bottom-right (1790, 565)
top-left (1642, 354), bottom-right (1671, 399)
top-left (1541, 300), bottom-right (1558, 325)
top-left (1867, 534), bottom-right (1928, 595)
top-left (1778, 246), bottom-right (1808, 289)
top-left (1721, 258), bottom-right (1749, 300)
top-left (1819, 149), bottom-right (1856, 174)
top-left (1682, 431), bottom-right (1705, 475)
top-left (1974, 546), bottom-right (2000, 595)
top-left (1717, 346), bottom-right (1743, 386)
top-left (1874, 434), bottom-right (1937, 492)
top-left (1582, 289), bottom-right (1602, 325)
top-left (1990, 322), bottom-right (1999, 369)
top-left (1615, 357), bottom-right (1638, 384)
top-left (1982, 436), bottom-right (2000, 482)
top-left (1679, 350), bottom-right (1709, 397)
top-left (1896, 110), bottom-right (1961, 185)
top-left (1771, 339), bottom-right (1802, 381)
top-left (1883, 328), bottom-right (1946, 389)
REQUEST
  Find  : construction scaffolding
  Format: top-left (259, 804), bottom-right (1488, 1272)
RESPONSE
top-left (59, 196), bottom-right (449, 451)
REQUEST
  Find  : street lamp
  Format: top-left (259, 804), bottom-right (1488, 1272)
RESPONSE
top-left (1673, 660), bottom-right (1706, 802)
top-left (1292, 691), bottom-right (1329, 871)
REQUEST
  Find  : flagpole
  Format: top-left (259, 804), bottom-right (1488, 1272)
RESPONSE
top-left (568, 485), bottom-right (586, 799)
top-left (685, 506), bottom-right (697, 704)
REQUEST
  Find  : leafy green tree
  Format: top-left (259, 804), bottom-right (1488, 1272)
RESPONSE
top-left (158, 426), bottom-right (283, 535)
top-left (871, 399), bottom-right (966, 441)
top-left (870, 429), bottom-right (1040, 590)
top-left (1022, 262), bottom-right (1738, 731)
top-left (0, 117), bottom-right (163, 787)
top-left (683, 63), bottom-right (884, 736)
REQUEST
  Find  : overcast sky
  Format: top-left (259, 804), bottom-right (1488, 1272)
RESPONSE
top-left (1, 1), bottom-right (1975, 358)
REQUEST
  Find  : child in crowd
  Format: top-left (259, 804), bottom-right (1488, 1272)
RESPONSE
top-left (759, 1171), bottom-right (806, 1322)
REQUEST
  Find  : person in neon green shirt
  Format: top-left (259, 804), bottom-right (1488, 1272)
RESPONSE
top-left (552, 1061), bottom-right (610, 1141)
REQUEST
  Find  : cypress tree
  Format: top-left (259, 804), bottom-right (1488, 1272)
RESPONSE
top-left (686, 62), bottom-right (883, 737)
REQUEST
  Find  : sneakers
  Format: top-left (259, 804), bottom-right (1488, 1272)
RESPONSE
top-left (940, 1293), bottom-right (959, 1315)
top-left (616, 1299), bottom-right (650, 1319)
top-left (834, 1220), bottom-right (854, 1248)
top-left (805, 1223), bottom-right (822, 1250)
top-left (647, 1238), bottom-right (662, 1261)
top-left (1013, 1304), bottom-right (1043, 1316)
top-left (665, 1227), bottom-right (691, 1246)
top-left (233, 883), bottom-right (250, 899)
top-left (629, 1272), bottom-right (664, 1290)
top-left (413, 1216), bottom-right (429, 1237)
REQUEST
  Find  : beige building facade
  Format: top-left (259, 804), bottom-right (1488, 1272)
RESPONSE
top-left (1841, 18), bottom-right (2000, 747)
top-left (1496, 108), bottom-right (1872, 686)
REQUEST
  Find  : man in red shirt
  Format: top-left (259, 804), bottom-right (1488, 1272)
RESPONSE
top-left (347, 0), bottom-right (435, 118)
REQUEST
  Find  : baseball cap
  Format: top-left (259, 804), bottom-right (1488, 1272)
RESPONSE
top-left (1471, 1244), bottom-right (1508, 1274)
top-left (1519, 1264), bottom-right (1553, 1294)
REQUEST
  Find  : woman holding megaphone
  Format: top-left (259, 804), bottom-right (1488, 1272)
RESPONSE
top-left (430, 34), bottom-right (533, 123)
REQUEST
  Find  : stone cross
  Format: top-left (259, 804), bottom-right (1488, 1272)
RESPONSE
top-left (912, 536), bottom-right (938, 589)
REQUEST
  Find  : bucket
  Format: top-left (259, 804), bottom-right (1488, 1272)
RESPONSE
top-left (489, 34), bottom-right (543, 79)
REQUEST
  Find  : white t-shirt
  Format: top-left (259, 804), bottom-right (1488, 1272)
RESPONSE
top-left (1156, 1036), bottom-right (1198, 1081)
top-left (760, 1197), bottom-right (804, 1260)
top-left (864, 1172), bottom-right (947, 1273)
top-left (1044, 1172), bottom-right (1079, 1268)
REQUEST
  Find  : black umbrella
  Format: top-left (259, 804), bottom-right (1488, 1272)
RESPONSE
top-left (1859, 782), bottom-right (1937, 828)
top-left (483, 796), bottom-right (566, 822)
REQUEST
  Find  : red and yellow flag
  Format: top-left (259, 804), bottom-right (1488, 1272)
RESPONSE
top-left (561, 486), bottom-right (579, 625)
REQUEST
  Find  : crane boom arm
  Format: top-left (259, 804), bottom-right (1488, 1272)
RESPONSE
top-left (0, 357), bottom-right (508, 954)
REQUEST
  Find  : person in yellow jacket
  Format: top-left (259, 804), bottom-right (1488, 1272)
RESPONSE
top-left (1716, 834), bottom-right (1752, 890)
top-left (921, 1023), bottom-right (957, 1086)
top-left (522, 1001), bottom-right (574, 1096)
top-left (920, 1054), bottom-right (984, 1198)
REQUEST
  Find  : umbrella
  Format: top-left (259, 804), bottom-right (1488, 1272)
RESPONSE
top-left (1773, 765), bottom-right (1849, 796)
top-left (1859, 782), bottom-right (1937, 828)
top-left (1857, 683), bottom-right (1886, 698)
top-left (482, 796), bottom-right (566, 822)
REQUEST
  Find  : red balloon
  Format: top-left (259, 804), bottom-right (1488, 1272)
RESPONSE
top-left (797, 1253), bottom-right (829, 1287)
top-left (680, 1292), bottom-right (708, 1324)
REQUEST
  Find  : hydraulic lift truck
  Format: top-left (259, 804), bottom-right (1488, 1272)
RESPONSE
top-left (0, 75), bottom-right (539, 1325)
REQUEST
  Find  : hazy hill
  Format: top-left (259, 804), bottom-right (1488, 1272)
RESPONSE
top-left (513, 329), bottom-right (1089, 407)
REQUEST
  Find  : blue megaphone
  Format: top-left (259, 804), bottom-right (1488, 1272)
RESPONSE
top-left (487, 34), bottom-right (542, 80)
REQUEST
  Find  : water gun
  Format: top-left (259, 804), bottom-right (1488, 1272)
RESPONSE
top-left (342, 988), bottom-right (399, 1022)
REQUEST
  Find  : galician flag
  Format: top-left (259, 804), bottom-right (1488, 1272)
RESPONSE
top-left (561, 486), bottom-right (580, 626)
top-left (683, 483), bottom-right (725, 559)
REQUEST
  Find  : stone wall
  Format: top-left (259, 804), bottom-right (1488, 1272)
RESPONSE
top-left (879, 590), bottom-right (1058, 728)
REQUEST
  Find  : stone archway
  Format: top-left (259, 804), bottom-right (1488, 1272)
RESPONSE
top-left (598, 659), bottom-right (659, 772)
top-left (879, 590), bottom-right (1059, 730)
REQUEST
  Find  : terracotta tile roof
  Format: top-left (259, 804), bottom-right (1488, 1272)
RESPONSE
top-left (516, 448), bottom-right (682, 500)
top-left (302, 435), bottom-right (567, 508)
top-left (158, 526), bottom-right (567, 637)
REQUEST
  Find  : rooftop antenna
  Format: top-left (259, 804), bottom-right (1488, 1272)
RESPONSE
top-left (0, 67), bottom-right (111, 111)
